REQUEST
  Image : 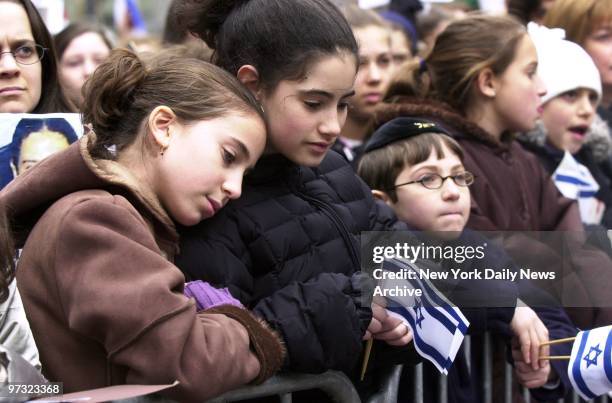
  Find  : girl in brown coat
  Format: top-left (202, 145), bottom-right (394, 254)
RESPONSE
top-left (0, 49), bottom-right (285, 402)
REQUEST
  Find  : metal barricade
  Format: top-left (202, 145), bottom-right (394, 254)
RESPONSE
top-left (117, 332), bottom-right (612, 403)
top-left (208, 370), bottom-right (361, 403)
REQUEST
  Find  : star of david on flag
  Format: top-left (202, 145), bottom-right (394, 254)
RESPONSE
top-left (568, 325), bottom-right (612, 400)
top-left (378, 257), bottom-right (469, 374)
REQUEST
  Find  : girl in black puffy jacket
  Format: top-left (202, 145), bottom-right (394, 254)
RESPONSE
top-left (174, 0), bottom-right (415, 379)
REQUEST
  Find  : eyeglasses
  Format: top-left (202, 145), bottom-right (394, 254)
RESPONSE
top-left (394, 172), bottom-right (475, 190)
top-left (0, 44), bottom-right (47, 65)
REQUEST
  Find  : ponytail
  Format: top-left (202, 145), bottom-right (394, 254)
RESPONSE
top-left (386, 14), bottom-right (525, 114)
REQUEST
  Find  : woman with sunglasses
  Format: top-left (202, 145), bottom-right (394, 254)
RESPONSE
top-left (0, 0), bottom-right (74, 113)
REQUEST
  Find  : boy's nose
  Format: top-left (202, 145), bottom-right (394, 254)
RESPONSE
top-left (577, 96), bottom-right (595, 118)
top-left (441, 178), bottom-right (461, 200)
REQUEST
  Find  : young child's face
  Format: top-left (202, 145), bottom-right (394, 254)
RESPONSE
top-left (260, 52), bottom-right (357, 167)
top-left (489, 35), bottom-right (546, 133)
top-left (351, 25), bottom-right (394, 120)
top-left (541, 88), bottom-right (598, 154)
top-left (386, 143), bottom-right (471, 233)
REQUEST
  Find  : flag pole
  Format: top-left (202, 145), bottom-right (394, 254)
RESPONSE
top-left (540, 337), bottom-right (576, 347)
top-left (360, 339), bottom-right (373, 381)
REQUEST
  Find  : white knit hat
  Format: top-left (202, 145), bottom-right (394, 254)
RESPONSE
top-left (528, 23), bottom-right (602, 105)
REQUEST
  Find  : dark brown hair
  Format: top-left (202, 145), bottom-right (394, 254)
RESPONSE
top-left (386, 14), bottom-right (526, 114)
top-left (54, 22), bottom-right (113, 60)
top-left (177, 0), bottom-right (358, 93)
top-left (82, 48), bottom-right (264, 159)
top-left (358, 132), bottom-right (464, 202)
top-left (2, 0), bottom-right (75, 113)
top-left (0, 203), bottom-right (15, 304)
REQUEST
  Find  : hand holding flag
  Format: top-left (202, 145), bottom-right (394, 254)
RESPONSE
top-left (364, 257), bottom-right (470, 375)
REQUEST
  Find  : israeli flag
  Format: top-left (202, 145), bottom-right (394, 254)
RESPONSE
top-left (568, 325), bottom-right (612, 400)
top-left (378, 258), bottom-right (469, 374)
top-left (552, 151), bottom-right (601, 224)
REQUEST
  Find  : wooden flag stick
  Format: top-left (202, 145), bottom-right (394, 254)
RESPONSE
top-left (539, 337), bottom-right (576, 347)
top-left (539, 355), bottom-right (571, 360)
top-left (360, 339), bottom-right (374, 381)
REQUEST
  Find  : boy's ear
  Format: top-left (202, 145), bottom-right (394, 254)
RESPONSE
top-left (237, 65), bottom-right (262, 99)
top-left (372, 189), bottom-right (393, 206)
top-left (476, 67), bottom-right (498, 99)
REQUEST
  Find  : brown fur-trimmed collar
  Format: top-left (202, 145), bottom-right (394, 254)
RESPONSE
top-left (375, 97), bottom-right (515, 149)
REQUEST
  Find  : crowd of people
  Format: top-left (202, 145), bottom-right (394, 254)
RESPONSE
top-left (0, 0), bottom-right (611, 401)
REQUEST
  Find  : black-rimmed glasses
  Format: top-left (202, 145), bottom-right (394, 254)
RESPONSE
top-left (0, 44), bottom-right (47, 65)
top-left (394, 172), bottom-right (475, 190)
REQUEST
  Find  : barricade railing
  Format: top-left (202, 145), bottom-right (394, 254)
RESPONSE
top-left (116, 333), bottom-right (611, 403)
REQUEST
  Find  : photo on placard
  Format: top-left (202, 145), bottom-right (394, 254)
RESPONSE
top-left (0, 113), bottom-right (83, 189)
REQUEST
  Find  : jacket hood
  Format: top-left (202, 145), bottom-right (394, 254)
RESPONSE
top-left (1, 133), bottom-right (177, 247)
top-left (375, 97), bottom-right (516, 149)
top-left (519, 114), bottom-right (612, 163)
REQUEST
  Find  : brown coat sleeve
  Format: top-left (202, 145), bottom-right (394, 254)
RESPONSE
top-left (52, 195), bottom-right (284, 401)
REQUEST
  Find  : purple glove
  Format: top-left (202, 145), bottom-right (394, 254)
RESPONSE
top-left (184, 280), bottom-right (244, 310)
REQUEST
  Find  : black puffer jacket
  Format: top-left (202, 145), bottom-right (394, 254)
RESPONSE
top-left (176, 152), bottom-right (404, 373)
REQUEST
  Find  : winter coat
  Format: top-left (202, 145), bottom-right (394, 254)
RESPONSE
top-left (375, 98), bottom-right (612, 329)
top-left (176, 152), bottom-right (415, 374)
top-left (0, 135), bottom-right (285, 402)
top-left (519, 116), bottom-right (612, 228)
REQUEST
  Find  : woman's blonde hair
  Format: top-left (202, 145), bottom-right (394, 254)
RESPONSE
top-left (386, 14), bottom-right (526, 114)
top-left (543, 0), bottom-right (612, 46)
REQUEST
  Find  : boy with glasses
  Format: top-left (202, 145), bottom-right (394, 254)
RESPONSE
top-left (358, 117), bottom-right (576, 402)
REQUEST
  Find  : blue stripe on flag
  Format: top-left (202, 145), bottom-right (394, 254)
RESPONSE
top-left (604, 329), bottom-right (612, 384)
top-left (572, 330), bottom-right (597, 399)
top-left (411, 272), bottom-right (469, 334)
top-left (579, 191), bottom-right (598, 198)
top-left (421, 299), bottom-right (459, 334)
top-left (555, 174), bottom-right (592, 187)
top-left (388, 305), bottom-right (453, 370)
top-left (387, 259), bottom-right (467, 331)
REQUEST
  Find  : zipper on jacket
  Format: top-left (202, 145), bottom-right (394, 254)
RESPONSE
top-left (293, 188), bottom-right (361, 268)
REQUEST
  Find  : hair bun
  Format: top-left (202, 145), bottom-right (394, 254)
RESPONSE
top-left (82, 49), bottom-right (146, 152)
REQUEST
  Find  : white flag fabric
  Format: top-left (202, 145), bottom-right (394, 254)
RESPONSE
top-left (377, 258), bottom-right (469, 374)
top-left (552, 151), bottom-right (602, 225)
top-left (568, 325), bottom-right (612, 400)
